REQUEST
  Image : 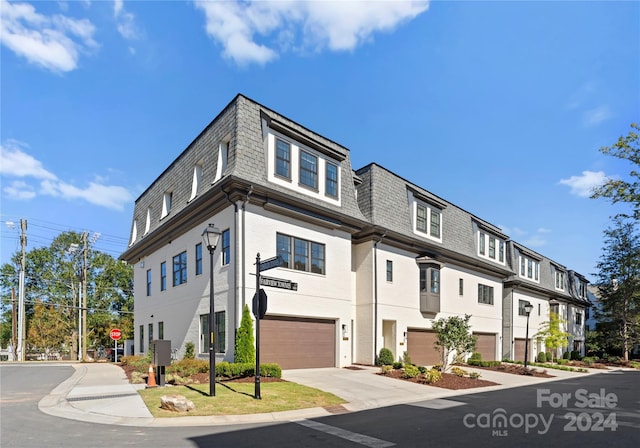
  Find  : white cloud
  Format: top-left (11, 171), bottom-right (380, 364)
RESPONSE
top-left (537, 227), bottom-right (551, 234)
top-left (113, 0), bottom-right (137, 40)
top-left (0, 141), bottom-right (57, 180)
top-left (523, 234), bottom-right (547, 248)
top-left (194, 0), bottom-right (430, 65)
top-left (583, 105), bottom-right (612, 127)
top-left (559, 170), bottom-right (608, 198)
top-left (0, 0), bottom-right (97, 72)
top-left (3, 180), bottom-right (36, 200)
top-left (1, 140), bottom-right (133, 211)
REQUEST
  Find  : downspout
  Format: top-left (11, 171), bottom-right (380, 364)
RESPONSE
top-left (223, 190), bottom-right (239, 334)
top-left (373, 232), bottom-right (386, 364)
top-left (241, 186), bottom-right (253, 314)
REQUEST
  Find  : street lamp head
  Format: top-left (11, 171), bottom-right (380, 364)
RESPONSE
top-left (202, 224), bottom-right (222, 251)
top-left (524, 302), bottom-right (534, 315)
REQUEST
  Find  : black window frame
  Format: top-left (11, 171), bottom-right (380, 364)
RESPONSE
top-left (221, 229), bottom-right (231, 266)
top-left (275, 139), bottom-right (291, 179)
top-left (299, 150), bottom-right (318, 190)
top-left (195, 242), bottom-right (203, 276)
top-left (146, 269), bottom-right (152, 296)
top-left (478, 284), bottom-right (494, 305)
top-left (160, 261), bottom-right (166, 291)
top-left (326, 162), bottom-right (339, 198)
top-left (172, 251), bottom-right (187, 286)
top-left (277, 232), bottom-right (325, 275)
top-left (386, 260), bottom-right (393, 282)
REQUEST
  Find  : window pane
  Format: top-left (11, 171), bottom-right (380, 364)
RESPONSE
top-left (276, 234), bottom-right (291, 268)
top-left (479, 233), bottom-right (485, 255)
top-left (294, 238), bottom-right (308, 271)
top-left (430, 269), bottom-right (440, 293)
top-left (276, 139), bottom-right (290, 178)
top-left (419, 267), bottom-right (427, 292)
top-left (200, 314), bottom-right (209, 354)
top-left (146, 269), bottom-right (152, 296)
top-left (488, 237), bottom-right (496, 258)
top-left (311, 242), bottom-right (325, 274)
top-left (160, 262), bottom-right (166, 291)
top-left (430, 210), bottom-right (440, 238)
top-left (416, 205), bottom-right (427, 232)
top-left (520, 257), bottom-right (525, 275)
top-left (195, 243), bottom-right (203, 275)
top-left (386, 260), bottom-right (393, 282)
top-left (299, 151), bottom-right (318, 189)
top-left (527, 259), bottom-right (533, 278)
top-left (222, 229), bottom-right (231, 265)
top-left (215, 311), bottom-right (225, 353)
top-left (326, 163), bottom-right (338, 197)
top-left (499, 241), bottom-right (504, 262)
top-left (158, 322), bottom-right (164, 339)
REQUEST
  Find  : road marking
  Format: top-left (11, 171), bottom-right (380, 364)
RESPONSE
top-left (295, 419), bottom-right (395, 447)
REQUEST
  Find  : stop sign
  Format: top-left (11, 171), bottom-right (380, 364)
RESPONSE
top-left (110, 328), bottom-right (122, 341)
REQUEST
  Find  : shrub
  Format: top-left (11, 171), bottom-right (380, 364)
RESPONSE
top-left (563, 351), bottom-right (570, 360)
top-left (469, 371), bottom-right (481, 380)
top-left (260, 363), bottom-right (282, 378)
top-left (378, 348), bottom-right (394, 366)
top-left (629, 361), bottom-right (640, 369)
top-left (130, 371), bottom-right (145, 384)
top-left (402, 351), bottom-right (413, 366)
top-left (451, 366), bottom-right (467, 377)
top-left (468, 359), bottom-right (501, 367)
top-left (417, 366), bottom-right (428, 374)
top-left (380, 365), bottom-right (393, 374)
top-left (545, 352), bottom-right (553, 362)
top-left (433, 363), bottom-right (443, 371)
top-left (581, 357), bottom-right (595, 366)
top-left (557, 359), bottom-right (569, 365)
top-left (402, 364), bottom-right (420, 378)
top-left (167, 358), bottom-right (209, 377)
top-left (184, 342), bottom-right (195, 359)
top-left (421, 368), bottom-right (442, 384)
top-left (469, 352), bottom-right (482, 362)
top-left (536, 353), bottom-right (547, 363)
top-left (235, 305), bottom-right (256, 363)
top-left (392, 361), bottom-right (403, 370)
top-left (570, 351), bottom-right (582, 361)
top-left (119, 355), bottom-right (149, 374)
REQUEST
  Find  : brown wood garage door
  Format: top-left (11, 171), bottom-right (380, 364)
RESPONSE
top-left (407, 329), bottom-right (442, 366)
top-left (514, 338), bottom-right (530, 363)
top-left (473, 333), bottom-right (497, 361)
top-left (260, 316), bottom-right (335, 369)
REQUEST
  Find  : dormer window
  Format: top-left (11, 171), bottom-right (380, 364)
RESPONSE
top-left (275, 139), bottom-right (291, 179)
top-left (478, 232), bottom-right (505, 264)
top-left (555, 270), bottom-right (565, 291)
top-left (299, 150), bottom-right (318, 190)
top-left (519, 254), bottom-right (540, 282)
top-left (189, 163), bottom-right (203, 201)
top-left (415, 203), bottom-right (442, 242)
top-left (144, 207), bottom-right (151, 235)
top-left (161, 191), bottom-right (173, 218)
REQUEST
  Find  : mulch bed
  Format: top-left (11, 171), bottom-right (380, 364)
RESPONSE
top-left (378, 369), bottom-right (499, 390)
top-left (465, 363), bottom-right (554, 378)
top-left (119, 365), bottom-right (286, 385)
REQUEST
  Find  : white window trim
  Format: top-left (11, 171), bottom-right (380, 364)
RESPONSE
top-left (161, 191), bottom-right (172, 219)
top-left (555, 270), bottom-right (566, 291)
top-left (189, 162), bottom-right (203, 202)
top-left (265, 131), bottom-right (341, 205)
top-left (412, 200), bottom-right (443, 243)
top-left (477, 232), bottom-right (506, 265)
top-left (144, 207), bottom-right (151, 235)
top-left (518, 255), bottom-right (540, 283)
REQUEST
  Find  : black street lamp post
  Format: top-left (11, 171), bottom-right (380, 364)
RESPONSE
top-left (523, 301), bottom-right (534, 369)
top-left (202, 224), bottom-right (222, 397)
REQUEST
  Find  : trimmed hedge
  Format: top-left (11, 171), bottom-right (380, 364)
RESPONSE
top-left (467, 359), bottom-right (502, 367)
top-left (215, 361), bottom-right (282, 379)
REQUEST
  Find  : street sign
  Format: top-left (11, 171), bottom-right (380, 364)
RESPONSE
top-left (110, 328), bottom-right (122, 341)
top-left (260, 276), bottom-right (298, 291)
top-left (252, 289), bottom-right (268, 319)
top-left (259, 255), bottom-right (285, 272)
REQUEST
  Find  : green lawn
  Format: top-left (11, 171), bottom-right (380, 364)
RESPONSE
top-left (139, 381), bottom-right (346, 417)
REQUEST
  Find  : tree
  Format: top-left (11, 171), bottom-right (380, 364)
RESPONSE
top-left (432, 314), bottom-right (476, 372)
top-left (592, 123), bottom-right (640, 218)
top-left (27, 300), bottom-right (68, 357)
top-left (593, 216), bottom-right (640, 361)
top-left (0, 231), bottom-right (133, 358)
top-left (234, 304), bottom-right (255, 363)
top-left (535, 311), bottom-right (570, 359)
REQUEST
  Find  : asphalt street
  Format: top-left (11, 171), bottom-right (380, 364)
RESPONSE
top-left (1, 364), bottom-right (638, 448)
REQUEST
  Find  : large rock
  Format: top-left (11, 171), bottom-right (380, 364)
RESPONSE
top-left (160, 394), bottom-right (195, 413)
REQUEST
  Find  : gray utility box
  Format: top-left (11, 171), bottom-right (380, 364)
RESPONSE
top-left (151, 340), bottom-right (171, 387)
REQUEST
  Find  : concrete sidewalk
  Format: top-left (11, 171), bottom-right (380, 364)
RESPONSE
top-left (38, 362), bottom-right (612, 427)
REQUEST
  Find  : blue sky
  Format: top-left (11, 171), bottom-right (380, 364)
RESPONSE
top-left (1, 0), bottom-right (638, 281)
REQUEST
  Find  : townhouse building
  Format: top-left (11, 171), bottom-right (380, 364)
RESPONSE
top-left (120, 94), bottom-right (589, 369)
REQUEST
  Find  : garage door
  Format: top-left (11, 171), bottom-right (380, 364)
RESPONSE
top-left (473, 333), bottom-right (497, 361)
top-left (260, 316), bottom-right (335, 369)
top-left (407, 329), bottom-right (442, 367)
top-left (514, 338), bottom-right (530, 363)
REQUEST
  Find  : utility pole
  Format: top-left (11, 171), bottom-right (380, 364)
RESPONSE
top-left (17, 219), bottom-right (27, 361)
top-left (82, 231), bottom-right (88, 361)
top-left (11, 288), bottom-right (17, 361)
